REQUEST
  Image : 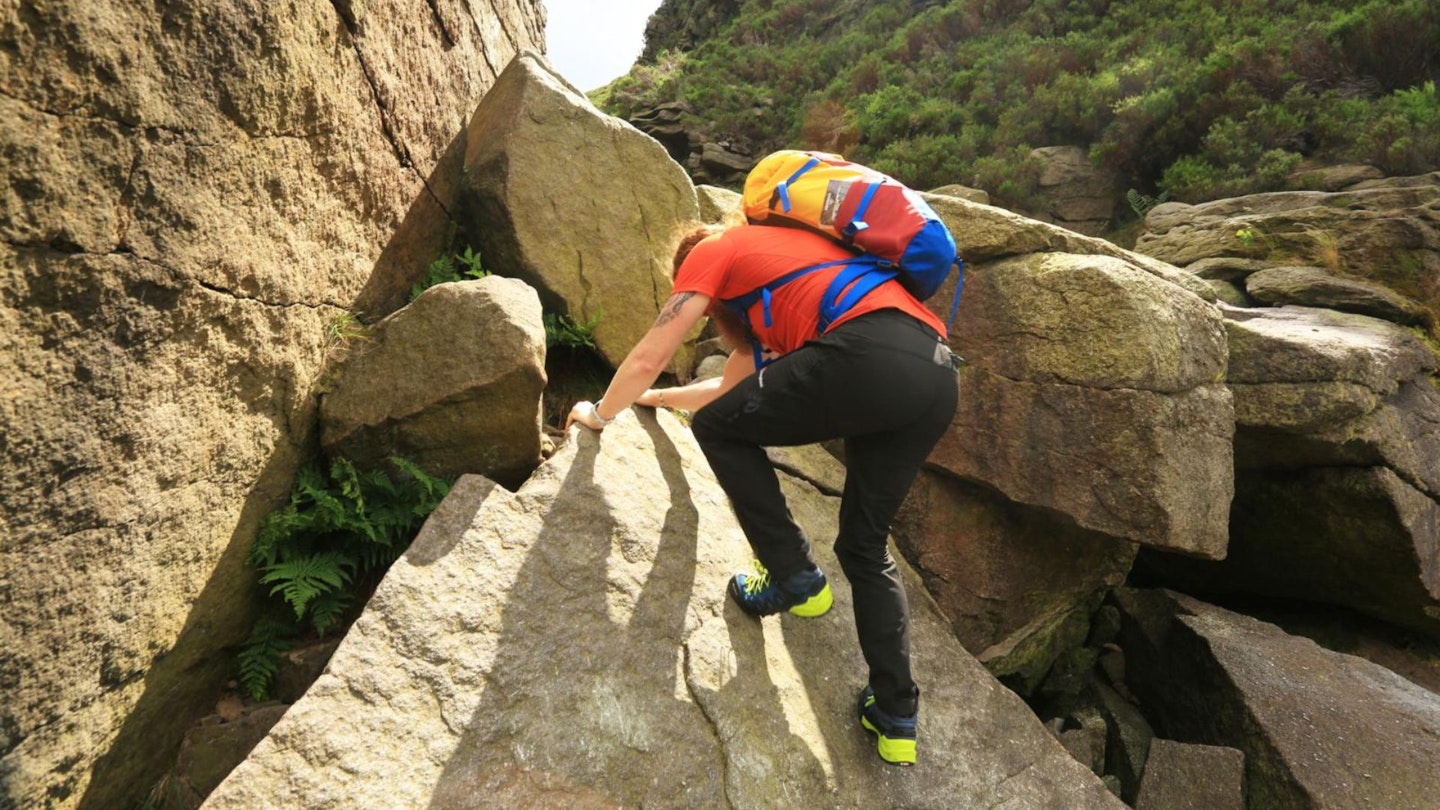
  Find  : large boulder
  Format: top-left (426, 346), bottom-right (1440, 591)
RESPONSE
top-left (894, 470), bottom-right (1137, 693)
top-left (205, 412), bottom-right (1125, 809)
top-left (320, 277), bottom-right (547, 488)
top-left (0, 1), bottom-right (543, 805)
top-left (461, 52), bottom-right (701, 371)
top-left (927, 249), bottom-right (1234, 557)
top-left (1115, 589), bottom-right (1440, 810)
top-left (696, 183), bottom-right (743, 224)
top-left (1027, 145), bottom-right (1119, 236)
top-left (1140, 305), bottom-right (1440, 634)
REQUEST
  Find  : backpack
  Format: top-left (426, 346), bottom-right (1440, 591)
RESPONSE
top-left (725, 150), bottom-right (965, 366)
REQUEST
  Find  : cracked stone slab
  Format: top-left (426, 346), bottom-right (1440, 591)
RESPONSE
top-left (205, 411), bottom-right (1124, 809)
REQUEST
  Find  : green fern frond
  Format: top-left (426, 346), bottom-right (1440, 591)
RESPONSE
top-left (308, 591), bottom-right (355, 637)
top-left (260, 552), bottom-right (355, 620)
top-left (238, 615), bottom-right (297, 701)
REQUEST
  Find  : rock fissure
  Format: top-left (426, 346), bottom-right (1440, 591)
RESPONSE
top-left (459, 5), bottom-right (503, 83)
top-left (326, 0), bottom-right (438, 222)
top-left (985, 756), bottom-right (1044, 808)
top-left (679, 642), bottom-right (736, 810)
top-left (192, 279), bottom-right (339, 311)
top-left (488, 2), bottom-right (523, 57)
top-left (978, 365), bottom-right (1208, 397)
top-left (423, 0), bottom-right (457, 47)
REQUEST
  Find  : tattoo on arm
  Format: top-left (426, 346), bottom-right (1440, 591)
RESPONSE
top-left (653, 292), bottom-right (697, 328)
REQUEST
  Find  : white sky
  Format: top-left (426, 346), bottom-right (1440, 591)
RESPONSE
top-left (544, 0), bottom-right (665, 91)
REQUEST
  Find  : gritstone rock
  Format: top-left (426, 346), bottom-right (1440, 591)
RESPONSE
top-left (1116, 589), bottom-right (1440, 810)
top-left (460, 51), bottom-right (701, 372)
top-left (205, 412), bottom-right (1125, 809)
top-left (320, 276), bottom-right (547, 488)
top-left (0, 1), bottom-right (543, 804)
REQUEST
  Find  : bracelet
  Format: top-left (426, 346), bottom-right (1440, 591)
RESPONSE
top-left (657, 390), bottom-right (667, 409)
top-left (590, 400), bottom-right (616, 427)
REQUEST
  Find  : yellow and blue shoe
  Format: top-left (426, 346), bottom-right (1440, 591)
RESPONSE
top-left (859, 686), bottom-right (918, 766)
top-left (727, 560), bottom-right (833, 617)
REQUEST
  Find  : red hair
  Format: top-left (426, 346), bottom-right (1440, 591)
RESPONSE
top-left (671, 224), bottom-right (750, 351)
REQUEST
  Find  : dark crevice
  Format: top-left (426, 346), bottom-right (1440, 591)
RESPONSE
top-left (327, 0), bottom-right (458, 224)
top-left (423, 0), bottom-right (457, 47)
top-left (193, 279), bottom-right (340, 311)
top-left (329, 1), bottom-right (412, 170)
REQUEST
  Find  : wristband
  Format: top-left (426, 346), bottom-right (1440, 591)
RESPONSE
top-left (590, 400), bottom-right (616, 427)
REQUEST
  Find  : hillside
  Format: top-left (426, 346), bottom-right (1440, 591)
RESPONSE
top-left (603, 0), bottom-right (1440, 213)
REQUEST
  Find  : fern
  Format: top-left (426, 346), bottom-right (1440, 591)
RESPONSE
top-left (260, 551), bottom-right (355, 620)
top-left (1126, 188), bottom-right (1170, 218)
top-left (238, 615), bottom-right (297, 701)
top-left (308, 591), bottom-right (354, 637)
top-left (410, 246), bottom-right (489, 301)
top-left (239, 456), bottom-right (453, 696)
top-left (545, 311), bottom-right (602, 349)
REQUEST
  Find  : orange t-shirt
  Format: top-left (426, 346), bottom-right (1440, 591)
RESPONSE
top-left (672, 225), bottom-right (946, 355)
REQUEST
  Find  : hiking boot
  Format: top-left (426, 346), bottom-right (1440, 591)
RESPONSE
top-left (727, 561), bottom-right (833, 617)
top-left (858, 686), bottom-right (918, 766)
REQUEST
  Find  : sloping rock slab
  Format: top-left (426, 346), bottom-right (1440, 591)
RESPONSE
top-left (206, 412), bottom-right (1123, 809)
top-left (922, 193), bottom-right (1215, 301)
top-left (461, 52), bottom-right (700, 371)
top-left (1116, 589), bottom-right (1440, 810)
top-left (320, 277), bottom-right (546, 487)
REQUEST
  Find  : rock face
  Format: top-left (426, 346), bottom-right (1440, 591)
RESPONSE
top-left (894, 470), bottom-right (1137, 692)
top-left (0, 1), bottom-right (543, 806)
top-left (460, 52), bottom-right (701, 371)
top-left (1116, 590), bottom-right (1440, 810)
top-left (696, 184), bottom-right (743, 224)
top-left (205, 413), bottom-right (1125, 809)
top-left (1133, 178), bottom-right (1440, 329)
top-left (1134, 740), bottom-right (1245, 810)
top-left (928, 247), bottom-right (1234, 557)
top-left (929, 183), bottom-right (992, 205)
top-left (320, 277), bottom-right (547, 488)
top-left (1140, 305), bottom-right (1440, 634)
top-left (1244, 265), bottom-right (1428, 325)
top-left (1027, 145), bottom-right (1119, 236)
top-left (1285, 162), bottom-right (1383, 192)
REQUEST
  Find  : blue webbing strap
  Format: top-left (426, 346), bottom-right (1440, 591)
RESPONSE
top-left (722, 255), bottom-right (882, 371)
top-left (945, 256), bottom-right (966, 331)
top-left (843, 180), bottom-right (885, 237)
top-left (819, 257), bottom-right (895, 332)
top-left (774, 156), bottom-right (821, 213)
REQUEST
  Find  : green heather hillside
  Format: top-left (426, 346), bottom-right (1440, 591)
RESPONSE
top-left (603, 0), bottom-right (1440, 212)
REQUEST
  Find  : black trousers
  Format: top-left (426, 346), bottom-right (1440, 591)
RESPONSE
top-left (691, 309), bottom-right (959, 716)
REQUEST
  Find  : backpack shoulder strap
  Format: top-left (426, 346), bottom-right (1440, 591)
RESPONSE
top-left (720, 255), bottom-right (882, 371)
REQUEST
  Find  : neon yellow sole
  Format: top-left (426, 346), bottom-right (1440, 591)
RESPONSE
top-left (861, 715), bottom-right (917, 766)
top-left (788, 582), bottom-right (833, 617)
